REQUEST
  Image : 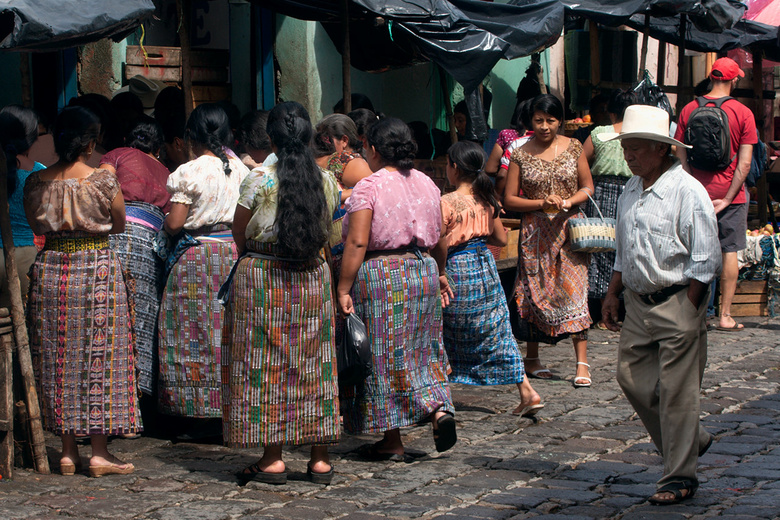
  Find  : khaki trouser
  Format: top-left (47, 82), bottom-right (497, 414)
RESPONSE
top-left (0, 245), bottom-right (38, 309)
top-left (617, 287), bottom-right (713, 489)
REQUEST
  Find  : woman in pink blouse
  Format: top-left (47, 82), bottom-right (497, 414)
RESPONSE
top-left (337, 117), bottom-right (456, 461)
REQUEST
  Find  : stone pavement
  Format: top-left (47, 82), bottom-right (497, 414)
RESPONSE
top-left (2, 317), bottom-right (780, 520)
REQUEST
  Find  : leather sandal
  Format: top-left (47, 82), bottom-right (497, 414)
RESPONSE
top-left (236, 462), bottom-right (287, 485)
top-left (432, 411), bottom-right (457, 453)
top-left (648, 481), bottom-right (698, 505)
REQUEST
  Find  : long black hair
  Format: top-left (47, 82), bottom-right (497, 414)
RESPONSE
top-left (266, 101), bottom-right (328, 259)
top-left (447, 141), bottom-right (501, 218)
top-left (52, 106), bottom-right (101, 164)
top-left (365, 117), bottom-right (417, 174)
top-left (185, 103), bottom-right (232, 175)
top-left (0, 105), bottom-right (39, 194)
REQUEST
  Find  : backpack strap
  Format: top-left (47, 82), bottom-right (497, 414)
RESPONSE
top-left (696, 96), bottom-right (734, 108)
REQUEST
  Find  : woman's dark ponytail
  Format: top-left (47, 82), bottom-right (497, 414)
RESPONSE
top-left (266, 102), bottom-right (329, 259)
top-left (185, 103), bottom-right (232, 175)
top-left (0, 105), bottom-right (38, 195)
top-left (447, 141), bottom-right (501, 218)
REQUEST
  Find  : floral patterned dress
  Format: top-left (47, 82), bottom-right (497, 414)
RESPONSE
top-left (510, 139), bottom-right (592, 342)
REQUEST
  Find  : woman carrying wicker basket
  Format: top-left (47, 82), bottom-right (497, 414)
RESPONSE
top-left (504, 94), bottom-right (595, 388)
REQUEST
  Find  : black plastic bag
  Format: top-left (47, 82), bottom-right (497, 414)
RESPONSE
top-left (338, 313), bottom-right (372, 387)
top-left (634, 71), bottom-right (674, 119)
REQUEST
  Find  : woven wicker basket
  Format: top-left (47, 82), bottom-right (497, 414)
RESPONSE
top-left (568, 194), bottom-right (616, 253)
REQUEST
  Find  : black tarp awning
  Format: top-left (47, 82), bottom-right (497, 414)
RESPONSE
top-left (0, 0), bottom-right (155, 51)
top-left (624, 15), bottom-right (780, 61)
top-left (559, 0), bottom-right (746, 32)
top-left (253, 0), bottom-right (563, 92)
top-left (562, 0), bottom-right (780, 60)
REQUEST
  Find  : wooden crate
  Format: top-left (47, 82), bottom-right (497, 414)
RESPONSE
top-left (125, 45), bottom-right (230, 106)
top-left (720, 280), bottom-right (768, 317)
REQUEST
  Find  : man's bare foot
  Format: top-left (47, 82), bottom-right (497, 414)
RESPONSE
top-left (717, 314), bottom-right (744, 331)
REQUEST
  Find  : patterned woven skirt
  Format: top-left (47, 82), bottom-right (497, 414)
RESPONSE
top-left (221, 244), bottom-right (339, 448)
top-left (443, 241), bottom-right (525, 385)
top-left (109, 202), bottom-right (164, 395)
top-left (158, 231), bottom-right (237, 417)
top-left (515, 212), bottom-right (592, 342)
top-left (585, 176), bottom-right (628, 299)
top-left (27, 244), bottom-right (141, 435)
top-left (341, 253), bottom-right (454, 434)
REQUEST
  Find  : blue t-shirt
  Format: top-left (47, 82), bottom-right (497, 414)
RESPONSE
top-left (0, 162), bottom-right (45, 249)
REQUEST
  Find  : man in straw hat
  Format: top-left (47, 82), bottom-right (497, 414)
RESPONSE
top-left (601, 105), bottom-right (721, 505)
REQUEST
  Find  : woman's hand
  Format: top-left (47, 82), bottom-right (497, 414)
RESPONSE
top-left (542, 194), bottom-right (563, 211)
top-left (337, 292), bottom-right (354, 315)
top-left (439, 274), bottom-right (454, 308)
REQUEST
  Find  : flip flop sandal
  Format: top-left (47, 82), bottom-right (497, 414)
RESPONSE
top-left (648, 481), bottom-right (698, 505)
top-left (432, 412), bottom-right (457, 453)
top-left (715, 323), bottom-right (744, 331)
top-left (524, 357), bottom-right (553, 379)
top-left (307, 463), bottom-right (334, 485)
top-left (512, 403), bottom-right (545, 417)
top-left (236, 463), bottom-right (287, 485)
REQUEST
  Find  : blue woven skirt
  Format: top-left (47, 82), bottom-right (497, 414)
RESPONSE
top-left (443, 240), bottom-right (525, 385)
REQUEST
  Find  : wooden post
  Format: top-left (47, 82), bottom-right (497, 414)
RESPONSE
top-left (177, 0), bottom-right (194, 118)
top-left (438, 66), bottom-right (457, 145)
top-left (638, 13), bottom-right (650, 81)
top-left (0, 151), bottom-right (49, 474)
top-left (754, 51), bottom-right (768, 225)
top-left (676, 14), bottom-right (687, 116)
top-left (589, 23), bottom-right (600, 91)
top-left (341, 0), bottom-right (352, 113)
top-left (19, 53), bottom-right (32, 109)
top-left (658, 41), bottom-right (667, 87)
top-left (0, 320), bottom-right (13, 479)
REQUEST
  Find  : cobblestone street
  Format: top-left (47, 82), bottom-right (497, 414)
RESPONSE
top-left (2, 318), bottom-right (780, 519)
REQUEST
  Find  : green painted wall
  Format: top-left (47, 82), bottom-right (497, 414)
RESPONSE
top-left (276, 17), bottom-right (547, 133)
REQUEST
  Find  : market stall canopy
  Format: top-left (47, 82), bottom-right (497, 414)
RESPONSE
top-left (623, 15), bottom-right (780, 61)
top-left (252, 0), bottom-right (563, 92)
top-left (560, 0), bottom-right (778, 60)
top-left (560, 0), bottom-right (746, 32)
top-left (0, 0), bottom-right (155, 51)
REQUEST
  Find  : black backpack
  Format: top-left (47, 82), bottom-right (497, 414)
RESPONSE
top-left (684, 96), bottom-right (735, 171)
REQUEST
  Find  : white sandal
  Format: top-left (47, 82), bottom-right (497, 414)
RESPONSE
top-left (573, 362), bottom-right (592, 388)
top-left (523, 357), bottom-right (553, 379)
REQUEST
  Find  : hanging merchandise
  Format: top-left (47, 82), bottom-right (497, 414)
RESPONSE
top-left (633, 70), bottom-right (675, 118)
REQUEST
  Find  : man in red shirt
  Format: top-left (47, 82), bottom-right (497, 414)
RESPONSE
top-left (674, 57), bottom-right (757, 331)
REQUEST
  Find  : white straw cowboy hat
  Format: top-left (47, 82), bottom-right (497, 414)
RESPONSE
top-left (113, 75), bottom-right (167, 115)
top-left (600, 105), bottom-right (691, 149)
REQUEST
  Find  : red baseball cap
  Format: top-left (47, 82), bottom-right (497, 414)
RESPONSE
top-left (709, 57), bottom-right (745, 81)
